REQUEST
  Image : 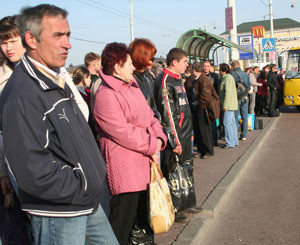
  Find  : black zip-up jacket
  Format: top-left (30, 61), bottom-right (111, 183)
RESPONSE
top-left (154, 68), bottom-right (193, 146)
top-left (134, 70), bottom-right (160, 120)
top-left (267, 71), bottom-right (279, 90)
top-left (0, 55), bottom-right (106, 217)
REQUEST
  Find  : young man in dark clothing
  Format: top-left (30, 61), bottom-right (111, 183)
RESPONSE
top-left (267, 64), bottom-right (280, 116)
top-left (204, 60), bottom-right (220, 145)
top-left (155, 48), bottom-right (193, 167)
top-left (155, 48), bottom-right (199, 218)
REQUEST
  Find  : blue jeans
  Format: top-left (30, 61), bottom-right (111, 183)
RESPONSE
top-left (235, 98), bottom-right (249, 139)
top-left (29, 204), bottom-right (118, 245)
top-left (223, 111), bottom-right (239, 147)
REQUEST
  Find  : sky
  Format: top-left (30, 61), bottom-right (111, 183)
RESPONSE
top-left (1, 0), bottom-right (299, 66)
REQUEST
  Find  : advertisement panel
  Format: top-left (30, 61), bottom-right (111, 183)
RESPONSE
top-left (225, 7), bottom-right (233, 31)
top-left (238, 34), bottom-right (254, 60)
top-left (252, 26), bottom-right (265, 38)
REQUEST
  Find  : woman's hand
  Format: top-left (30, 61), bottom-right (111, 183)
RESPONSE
top-left (151, 153), bottom-right (160, 164)
top-left (155, 138), bottom-right (163, 153)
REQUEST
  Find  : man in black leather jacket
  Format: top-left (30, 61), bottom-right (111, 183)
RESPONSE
top-left (154, 48), bottom-right (193, 171)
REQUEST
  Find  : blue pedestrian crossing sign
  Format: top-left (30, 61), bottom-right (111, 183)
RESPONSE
top-left (262, 38), bottom-right (276, 52)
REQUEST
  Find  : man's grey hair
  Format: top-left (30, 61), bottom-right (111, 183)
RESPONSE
top-left (18, 4), bottom-right (68, 49)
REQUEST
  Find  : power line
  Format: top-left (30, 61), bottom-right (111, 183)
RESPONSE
top-left (70, 37), bottom-right (106, 44)
top-left (75, 0), bottom-right (179, 33)
top-left (260, 0), bottom-right (268, 7)
top-left (88, 0), bottom-right (179, 33)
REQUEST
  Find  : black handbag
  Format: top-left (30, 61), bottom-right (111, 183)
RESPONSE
top-left (168, 155), bottom-right (196, 212)
top-left (254, 118), bottom-right (263, 130)
top-left (0, 193), bottom-right (31, 245)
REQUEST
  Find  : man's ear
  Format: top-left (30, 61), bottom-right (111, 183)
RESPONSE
top-left (171, 59), bottom-right (177, 68)
top-left (24, 31), bottom-right (38, 50)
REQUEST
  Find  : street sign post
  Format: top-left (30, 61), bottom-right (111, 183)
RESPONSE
top-left (238, 34), bottom-right (254, 60)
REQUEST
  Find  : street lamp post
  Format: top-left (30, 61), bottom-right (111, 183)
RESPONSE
top-left (129, 0), bottom-right (134, 42)
top-left (227, 0), bottom-right (239, 61)
top-left (269, 0), bottom-right (274, 38)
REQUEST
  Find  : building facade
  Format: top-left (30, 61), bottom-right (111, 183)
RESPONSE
top-left (220, 18), bottom-right (300, 69)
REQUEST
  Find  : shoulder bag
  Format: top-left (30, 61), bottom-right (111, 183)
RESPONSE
top-left (149, 161), bottom-right (175, 233)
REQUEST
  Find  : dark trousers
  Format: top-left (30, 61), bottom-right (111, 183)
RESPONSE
top-left (210, 123), bottom-right (218, 145)
top-left (161, 137), bottom-right (192, 177)
top-left (191, 109), bottom-right (200, 146)
top-left (109, 191), bottom-right (150, 245)
top-left (195, 109), bottom-right (214, 156)
top-left (256, 95), bottom-right (267, 115)
top-left (269, 89), bottom-right (278, 116)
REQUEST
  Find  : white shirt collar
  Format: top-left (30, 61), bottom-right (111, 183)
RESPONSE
top-left (27, 56), bottom-right (61, 78)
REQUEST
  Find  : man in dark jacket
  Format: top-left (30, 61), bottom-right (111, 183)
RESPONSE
top-left (155, 48), bottom-right (193, 166)
top-left (154, 48), bottom-right (196, 218)
top-left (0, 4), bottom-right (117, 244)
top-left (231, 60), bottom-right (250, 141)
top-left (204, 60), bottom-right (220, 146)
top-left (267, 64), bottom-right (279, 116)
top-left (193, 63), bottom-right (220, 158)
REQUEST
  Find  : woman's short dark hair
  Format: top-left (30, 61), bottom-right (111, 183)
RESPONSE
top-left (129, 38), bottom-right (156, 72)
top-left (101, 42), bottom-right (132, 76)
top-left (219, 63), bottom-right (230, 74)
top-left (72, 66), bottom-right (90, 86)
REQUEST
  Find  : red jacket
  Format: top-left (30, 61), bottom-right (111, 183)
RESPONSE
top-left (93, 70), bottom-right (167, 195)
top-left (257, 78), bottom-right (269, 96)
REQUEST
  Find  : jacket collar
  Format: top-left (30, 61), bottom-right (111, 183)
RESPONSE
top-left (99, 69), bottom-right (138, 92)
top-left (21, 54), bottom-right (61, 91)
top-left (163, 68), bottom-right (181, 80)
top-left (233, 67), bottom-right (242, 72)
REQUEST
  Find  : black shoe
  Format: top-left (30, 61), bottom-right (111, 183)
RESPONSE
top-left (200, 154), bottom-right (208, 159)
top-left (128, 224), bottom-right (154, 245)
top-left (175, 211), bottom-right (189, 223)
top-left (182, 207), bottom-right (202, 214)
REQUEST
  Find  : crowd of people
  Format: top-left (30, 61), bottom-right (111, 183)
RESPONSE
top-left (0, 4), bottom-right (285, 245)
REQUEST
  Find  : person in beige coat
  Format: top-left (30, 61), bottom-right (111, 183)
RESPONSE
top-left (219, 63), bottom-right (239, 148)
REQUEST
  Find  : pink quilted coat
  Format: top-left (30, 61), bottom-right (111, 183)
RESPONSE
top-left (93, 70), bottom-right (167, 195)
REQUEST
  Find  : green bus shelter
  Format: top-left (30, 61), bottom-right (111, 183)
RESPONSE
top-left (176, 29), bottom-right (250, 64)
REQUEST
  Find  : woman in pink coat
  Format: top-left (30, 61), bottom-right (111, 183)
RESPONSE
top-left (93, 42), bottom-right (167, 245)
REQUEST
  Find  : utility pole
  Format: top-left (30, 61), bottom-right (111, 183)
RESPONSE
top-left (269, 0), bottom-right (274, 38)
top-left (129, 0), bottom-right (134, 42)
top-left (227, 0), bottom-right (239, 61)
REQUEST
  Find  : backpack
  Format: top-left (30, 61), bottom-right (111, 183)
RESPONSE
top-left (236, 72), bottom-right (247, 100)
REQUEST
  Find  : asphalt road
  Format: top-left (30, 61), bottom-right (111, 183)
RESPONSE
top-left (200, 107), bottom-right (300, 245)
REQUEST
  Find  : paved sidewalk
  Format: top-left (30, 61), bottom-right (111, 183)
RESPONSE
top-left (155, 116), bottom-right (273, 245)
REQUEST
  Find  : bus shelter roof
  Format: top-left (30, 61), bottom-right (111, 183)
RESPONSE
top-left (176, 29), bottom-right (251, 63)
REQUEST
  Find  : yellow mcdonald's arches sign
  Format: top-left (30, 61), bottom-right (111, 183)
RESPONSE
top-left (252, 26), bottom-right (265, 38)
